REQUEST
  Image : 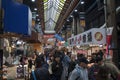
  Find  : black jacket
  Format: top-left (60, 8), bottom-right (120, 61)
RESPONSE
top-left (51, 61), bottom-right (63, 76)
top-left (30, 67), bottom-right (50, 80)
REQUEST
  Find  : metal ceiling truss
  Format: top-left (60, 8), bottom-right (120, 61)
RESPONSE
top-left (54, 0), bottom-right (72, 31)
top-left (36, 0), bottom-right (80, 34)
top-left (55, 0), bottom-right (80, 33)
top-left (36, 0), bottom-right (45, 33)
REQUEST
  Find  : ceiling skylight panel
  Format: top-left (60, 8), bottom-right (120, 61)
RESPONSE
top-left (43, 0), bottom-right (66, 32)
top-left (60, 0), bottom-right (66, 4)
top-left (54, 13), bottom-right (59, 22)
top-left (50, 7), bottom-right (55, 19)
top-left (44, 0), bottom-right (49, 3)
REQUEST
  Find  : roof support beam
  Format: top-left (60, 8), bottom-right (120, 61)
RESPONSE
top-left (55, 0), bottom-right (80, 33)
top-left (36, 0), bottom-right (45, 33)
top-left (54, 0), bottom-right (71, 30)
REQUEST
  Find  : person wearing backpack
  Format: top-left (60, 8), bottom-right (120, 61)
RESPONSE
top-left (69, 57), bottom-right (88, 80)
top-left (30, 56), bottom-right (50, 80)
top-left (68, 54), bottom-right (77, 77)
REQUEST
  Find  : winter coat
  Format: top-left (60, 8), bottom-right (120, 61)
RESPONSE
top-left (62, 55), bottom-right (71, 67)
top-left (69, 64), bottom-right (88, 80)
top-left (104, 61), bottom-right (120, 80)
top-left (68, 60), bottom-right (77, 75)
top-left (30, 67), bottom-right (50, 80)
top-left (52, 61), bottom-right (63, 77)
top-left (88, 64), bottom-right (101, 80)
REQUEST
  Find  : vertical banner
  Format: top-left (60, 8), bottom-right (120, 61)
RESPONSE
top-left (106, 27), bottom-right (113, 54)
top-left (80, 19), bottom-right (86, 27)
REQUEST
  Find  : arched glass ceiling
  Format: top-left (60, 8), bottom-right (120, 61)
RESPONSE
top-left (44, 0), bottom-right (66, 32)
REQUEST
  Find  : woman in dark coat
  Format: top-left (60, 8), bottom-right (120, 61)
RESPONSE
top-left (52, 56), bottom-right (63, 80)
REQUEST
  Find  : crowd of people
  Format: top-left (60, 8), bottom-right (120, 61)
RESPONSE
top-left (27, 47), bottom-right (120, 80)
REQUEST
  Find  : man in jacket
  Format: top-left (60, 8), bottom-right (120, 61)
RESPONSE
top-left (30, 56), bottom-right (50, 80)
top-left (69, 57), bottom-right (88, 80)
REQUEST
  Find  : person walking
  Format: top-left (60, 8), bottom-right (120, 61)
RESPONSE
top-left (69, 57), bottom-right (88, 80)
top-left (88, 56), bottom-right (103, 80)
top-left (51, 55), bottom-right (63, 80)
top-left (30, 56), bottom-right (50, 80)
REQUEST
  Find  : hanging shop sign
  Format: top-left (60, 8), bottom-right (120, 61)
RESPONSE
top-left (43, 35), bottom-right (54, 38)
top-left (106, 27), bottom-right (113, 54)
top-left (77, 50), bottom-right (88, 54)
top-left (68, 28), bottom-right (106, 46)
top-left (43, 34), bottom-right (54, 43)
top-left (2, 0), bottom-right (32, 35)
top-left (80, 19), bottom-right (86, 27)
top-left (54, 34), bottom-right (64, 41)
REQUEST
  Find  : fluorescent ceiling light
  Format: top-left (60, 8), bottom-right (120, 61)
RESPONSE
top-left (34, 8), bottom-right (37, 11)
top-left (31, 0), bottom-right (35, 2)
top-left (81, 1), bottom-right (85, 4)
top-left (74, 9), bottom-right (78, 12)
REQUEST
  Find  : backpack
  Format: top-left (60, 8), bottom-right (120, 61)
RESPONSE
top-left (30, 68), bottom-right (50, 80)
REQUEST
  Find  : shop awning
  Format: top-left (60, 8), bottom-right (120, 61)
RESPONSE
top-left (54, 34), bottom-right (64, 41)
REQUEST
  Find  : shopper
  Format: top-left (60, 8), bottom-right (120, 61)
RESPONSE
top-left (61, 52), bottom-right (71, 80)
top-left (88, 56), bottom-right (103, 80)
top-left (68, 54), bottom-right (77, 77)
top-left (69, 57), bottom-right (88, 80)
top-left (103, 56), bottom-right (120, 80)
top-left (51, 55), bottom-right (63, 80)
top-left (28, 57), bottom-right (33, 69)
top-left (30, 56), bottom-right (50, 80)
top-left (96, 66), bottom-right (111, 80)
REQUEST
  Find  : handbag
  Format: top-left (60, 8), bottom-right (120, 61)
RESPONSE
top-left (32, 71), bottom-right (37, 80)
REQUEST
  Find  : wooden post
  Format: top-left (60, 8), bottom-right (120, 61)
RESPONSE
top-left (104, 0), bottom-right (118, 66)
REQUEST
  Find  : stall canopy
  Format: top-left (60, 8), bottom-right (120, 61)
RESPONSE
top-left (54, 34), bottom-right (64, 41)
top-left (2, 0), bottom-right (32, 35)
top-left (68, 28), bottom-right (106, 46)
